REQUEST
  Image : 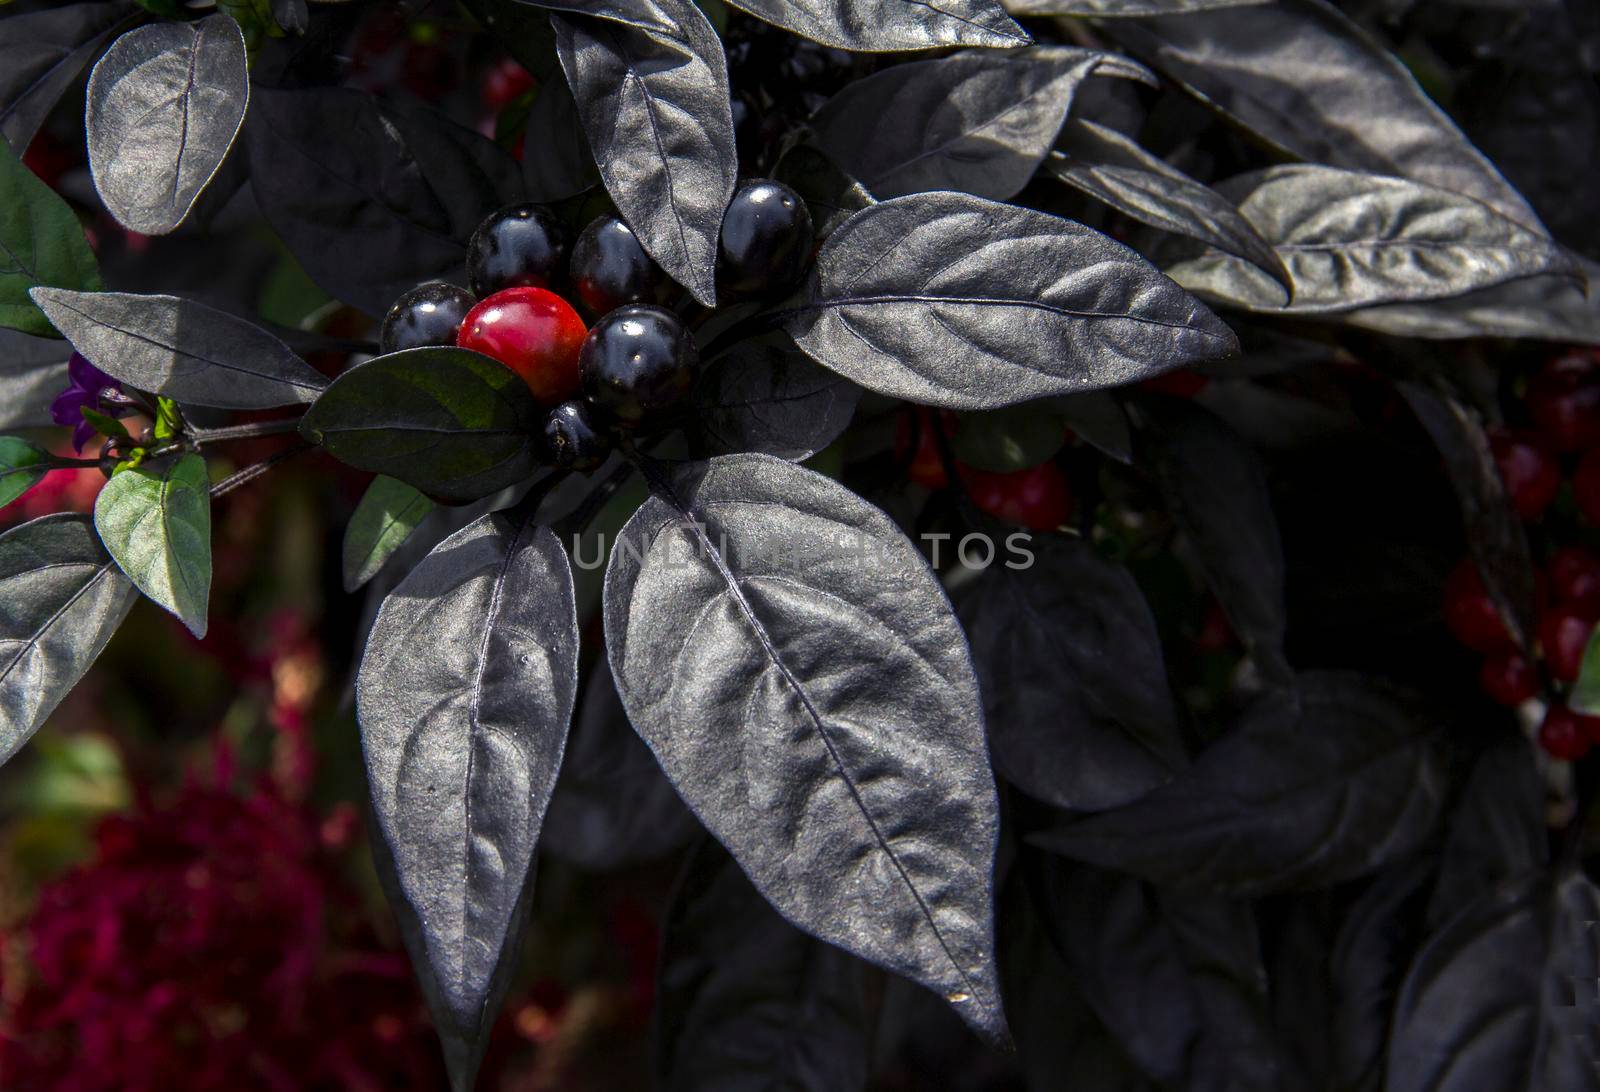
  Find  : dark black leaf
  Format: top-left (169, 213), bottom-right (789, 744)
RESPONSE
top-left (691, 340), bottom-right (860, 461)
top-left (85, 14), bottom-right (249, 236)
top-left (0, 0), bottom-right (137, 151)
top-left (552, 0), bottom-right (735, 306)
top-left (604, 453), bottom-right (1007, 1040)
top-left (246, 87), bottom-right (524, 316)
top-left (811, 47), bottom-right (1150, 202)
top-left (1104, 0), bottom-right (1546, 232)
top-left (1004, 878), bottom-right (1159, 1092)
top-left (270, 0), bottom-right (308, 34)
top-left (1426, 735), bottom-right (1547, 930)
top-left (1043, 119), bottom-right (1290, 293)
top-left (298, 347), bottom-right (544, 503)
top-left (520, 75), bottom-right (599, 203)
top-left (29, 288), bottom-right (329, 409)
top-left (718, 0), bottom-right (1027, 52)
top-left (1386, 869), bottom-right (1600, 1092)
top-left (771, 144), bottom-right (874, 240)
top-left (955, 534), bottom-right (1185, 812)
top-left (1008, 0), bottom-right (1267, 11)
top-left (655, 838), bottom-right (871, 1092)
top-left (1030, 857), bottom-right (1280, 1091)
top-left (0, 329), bottom-right (72, 429)
top-left (461, 0), bottom-right (562, 78)
top-left (1340, 268), bottom-right (1600, 345)
top-left (789, 192), bottom-right (1237, 409)
top-left (357, 509), bottom-right (578, 1091)
top-left (0, 514), bottom-right (137, 768)
top-left (1052, 390), bottom-right (1133, 464)
top-left (1033, 672), bottom-right (1451, 895)
top-left (542, 656), bottom-right (700, 870)
top-left (1398, 382), bottom-right (1537, 651)
top-left (1327, 864), bottom-right (1433, 1092)
top-left (1165, 167), bottom-right (1572, 313)
top-left (1137, 397), bottom-right (1290, 685)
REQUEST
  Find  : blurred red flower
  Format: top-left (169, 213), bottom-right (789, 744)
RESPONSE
top-left (0, 779), bottom-right (445, 1092)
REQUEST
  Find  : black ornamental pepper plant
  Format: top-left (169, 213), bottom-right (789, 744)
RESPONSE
top-left (2, 0), bottom-right (1599, 1088)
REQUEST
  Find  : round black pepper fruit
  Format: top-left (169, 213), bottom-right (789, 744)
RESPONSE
top-left (717, 178), bottom-right (812, 299)
top-left (467, 203), bottom-right (571, 297)
top-left (543, 399), bottom-right (611, 471)
top-left (569, 214), bottom-right (664, 318)
top-left (578, 305), bottom-right (699, 428)
top-left (379, 282), bottom-right (476, 355)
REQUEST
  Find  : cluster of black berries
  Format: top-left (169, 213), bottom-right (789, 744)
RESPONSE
top-left (378, 179), bottom-right (814, 474)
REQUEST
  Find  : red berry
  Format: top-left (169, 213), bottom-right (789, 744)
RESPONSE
top-left (1489, 429), bottom-right (1560, 519)
top-left (1538, 706), bottom-right (1595, 761)
top-left (1527, 349), bottom-right (1600, 452)
top-left (964, 462), bottom-right (1073, 531)
top-left (895, 408), bottom-right (955, 489)
top-left (1539, 605), bottom-right (1597, 681)
top-left (1442, 559), bottom-right (1515, 653)
top-left (1575, 448), bottom-right (1600, 527)
top-left (1478, 652), bottom-right (1538, 706)
top-left (1549, 547), bottom-right (1600, 611)
top-left (481, 57), bottom-right (535, 111)
top-left (456, 287), bottom-right (587, 406)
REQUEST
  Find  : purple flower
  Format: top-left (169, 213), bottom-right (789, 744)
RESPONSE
top-left (50, 353), bottom-right (123, 452)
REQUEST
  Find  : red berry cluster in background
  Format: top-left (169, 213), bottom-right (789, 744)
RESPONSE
top-left (896, 408), bottom-right (1074, 532)
top-left (1446, 347), bottom-right (1600, 760)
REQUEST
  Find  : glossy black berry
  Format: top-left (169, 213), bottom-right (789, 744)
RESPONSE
top-left (717, 178), bottom-right (813, 299)
top-left (379, 281), bottom-right (475, 354)
top-left (569, 214), bottom-right (664, 319)
top-left (578, 305), bottom-right (699, 428)
top-left (543, 400), bottom-right (611, 471)
top-left (467, 203), bottom-right (571, 297)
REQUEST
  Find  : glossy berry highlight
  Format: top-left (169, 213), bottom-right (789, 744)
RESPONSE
top-left (467, 203), bottom-right (572, 298)
top-left (379, 282), bottom-right (476, 355)
top-left (717, 179), bottom-right (813, 299)
top-left (578, 305), bottom-right (699, 428)
top-left (456, 287), bottom-right (587, 406)
top-left (543, 400), bottom-right (611, 472)
top-left (569, 214), bottom-right (665, 318)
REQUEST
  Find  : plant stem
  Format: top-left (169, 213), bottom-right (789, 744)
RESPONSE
top-left (44, 455), bottom-right (104, 470)
top-left (209, 443), bottom-right (314, 499)
top-left (190, 418), bottom-right (305, 445)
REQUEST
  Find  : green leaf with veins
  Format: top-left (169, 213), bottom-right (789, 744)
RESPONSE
top-left (93, 453), bottom-right (212, 637)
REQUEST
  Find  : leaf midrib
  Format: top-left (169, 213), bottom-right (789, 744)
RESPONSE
top-left (645, 481), bottom-right (988, 1009)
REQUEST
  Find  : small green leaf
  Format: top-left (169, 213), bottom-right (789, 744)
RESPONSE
top-left (0, 437), bottom-right (48, 509)
top-left (1569, 623), bottom-right (1600, 717)
top-left (152, 396), bottom-right (182, 443)
top-left (342, 475), bottom-right (435, 592)
top-left (952, 405), bottom-right (1069, 472)
top-left (79, 408), bottom-right (129, 443)
top-left (0, 135), bottom-right (100, 337)
top-left (93, 453), bottom-right (212, 637)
